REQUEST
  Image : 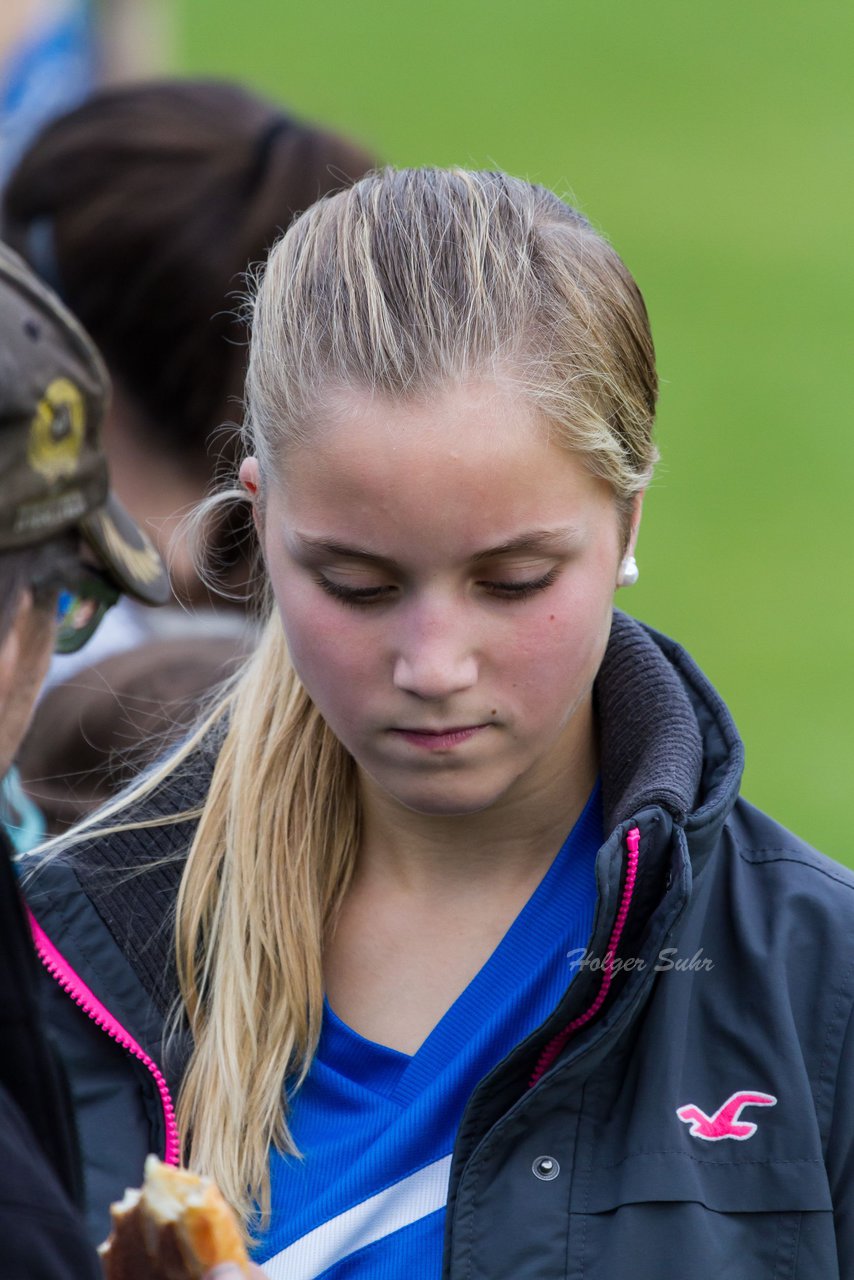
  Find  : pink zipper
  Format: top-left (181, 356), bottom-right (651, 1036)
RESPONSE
top-left (528, 825), bottom-right (641, 1086)
top-left (27, 907), bottom-right (181, 1166)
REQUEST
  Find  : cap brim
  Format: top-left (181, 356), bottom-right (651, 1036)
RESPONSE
top-left (80, 494), bottom-right (171, 606)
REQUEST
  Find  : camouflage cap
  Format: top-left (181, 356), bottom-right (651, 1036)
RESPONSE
top-left (0, 241), bottom-right (170, 604)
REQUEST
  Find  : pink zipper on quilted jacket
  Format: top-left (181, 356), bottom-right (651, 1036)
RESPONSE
top-left (27, 907), bottom-right (180, 1166)
top-left (529, 825), bottom-right (641, 1085)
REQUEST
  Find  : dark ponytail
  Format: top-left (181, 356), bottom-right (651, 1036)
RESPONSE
top-left (2, 78), bottom-right (376, 464)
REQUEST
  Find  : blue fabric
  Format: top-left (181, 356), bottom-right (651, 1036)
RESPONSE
top-left (255, 783), bottom-right (603, 1277)
top-left (1, 766), bottom-right (47, 855)
top-left (0, 1), bottom-right (95, 184)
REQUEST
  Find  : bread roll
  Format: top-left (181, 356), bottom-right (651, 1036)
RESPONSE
top-left (99, 1154), bottom-right (251, 1279)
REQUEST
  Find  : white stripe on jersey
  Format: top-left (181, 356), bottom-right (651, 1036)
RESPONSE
top-left (264, 1153), bottom-right (453, 1280)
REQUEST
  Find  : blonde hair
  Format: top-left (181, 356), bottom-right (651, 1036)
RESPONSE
top-left (154, 169), bottom-right (658, 1226)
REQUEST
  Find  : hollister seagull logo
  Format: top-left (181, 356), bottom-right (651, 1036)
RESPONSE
top-left (676, 1091), bottom-right (777, 1141)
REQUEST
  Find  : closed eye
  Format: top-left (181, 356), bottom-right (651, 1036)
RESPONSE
top-left (479, 568), bottom-right (559, 599)
top-left (313, 575), bottom-right (397, 605)
top-left (314, 567), bottom-right (559, 606)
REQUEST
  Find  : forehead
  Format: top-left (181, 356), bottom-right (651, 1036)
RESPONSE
top-left (270, 379), bottom-right (616, 558)
top-left (304, 377), bottom-right (543, 457)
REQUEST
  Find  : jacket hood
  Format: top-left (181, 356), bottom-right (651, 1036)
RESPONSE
top-left (597, 610), bottom-right (744, 860)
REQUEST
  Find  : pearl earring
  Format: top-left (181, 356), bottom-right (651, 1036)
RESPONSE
top-left (618, 554), bottom-right (639, 587)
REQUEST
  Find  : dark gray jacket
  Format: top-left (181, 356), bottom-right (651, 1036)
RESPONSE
top-left (0, 826), bottom-right (101, 1280)
top-left (22, 613), bottom-right (854, 1277)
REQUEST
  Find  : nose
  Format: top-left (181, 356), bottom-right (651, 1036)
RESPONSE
top-left (392, 604), bottom-right (479, 701)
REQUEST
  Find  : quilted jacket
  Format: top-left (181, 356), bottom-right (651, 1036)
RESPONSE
top-left (22, 612), bottom-right (854, 1278)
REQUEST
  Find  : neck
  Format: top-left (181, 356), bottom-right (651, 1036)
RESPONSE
top-left (355, 702), bottom-right (598, 899)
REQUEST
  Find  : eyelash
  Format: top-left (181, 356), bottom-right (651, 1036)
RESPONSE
top-left (313, 568), bottom-right (559, 607)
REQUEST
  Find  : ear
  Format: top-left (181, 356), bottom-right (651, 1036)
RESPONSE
top-left (625, 490), bottom-right (644, 559)
top-left (239, 457), bottom-right (262, 532)
top-left (239, 456), bottom-right (260, 495)
top-left (615, 492), bottom-right (644, 590)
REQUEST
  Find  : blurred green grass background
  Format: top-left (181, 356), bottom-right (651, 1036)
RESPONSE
top-left (175, 0), bottom-right (853, 863)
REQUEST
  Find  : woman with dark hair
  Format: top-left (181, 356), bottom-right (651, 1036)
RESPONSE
top-left (2, 79), bottom-right (376, 828)
top-left (3, 77), bottom-right (376, 615)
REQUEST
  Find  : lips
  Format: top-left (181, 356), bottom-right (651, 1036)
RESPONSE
top-left (389, 724), bottom-right (491, 750)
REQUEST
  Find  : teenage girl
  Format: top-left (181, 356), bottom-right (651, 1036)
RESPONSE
top-left (24, 168), bottom-right (854, 1279)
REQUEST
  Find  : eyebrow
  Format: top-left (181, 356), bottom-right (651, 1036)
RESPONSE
top-left (292, 528), bottom-right (583, 566)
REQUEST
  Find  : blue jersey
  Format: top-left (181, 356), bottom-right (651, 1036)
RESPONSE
top-left (256, 784), bottom-right (603, 1279)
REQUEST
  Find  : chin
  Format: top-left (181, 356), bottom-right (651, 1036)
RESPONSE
top-left (385, 776), bottom-right (511, 818)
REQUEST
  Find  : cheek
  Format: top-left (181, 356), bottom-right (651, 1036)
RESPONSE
top-left (502, 572), bottom-right (613, 678)
top-left (27, 606), bottom-right (58, 686)
top-left (272, 579), bottom-right (380, 719)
